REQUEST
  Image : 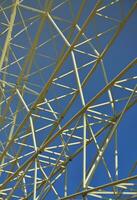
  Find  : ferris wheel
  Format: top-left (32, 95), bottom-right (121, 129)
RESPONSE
top-left (0, 0), bottom-right (137, 199)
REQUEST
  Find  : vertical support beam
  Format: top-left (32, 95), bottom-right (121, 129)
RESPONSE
top-left (0, 0), bottom-right (19, 71)
top-left (16, 89), bottom-right (38, 199)
top-left (83, 113), bottom-right (87, 189)
top-left (48, 13), bottom-right (87, 190)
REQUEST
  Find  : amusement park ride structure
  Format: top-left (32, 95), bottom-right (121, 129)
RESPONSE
top-left (0, 0), bottom-right (137, 199)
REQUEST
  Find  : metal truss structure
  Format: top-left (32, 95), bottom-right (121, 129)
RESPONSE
top-left (0, 0), bottom-right (137, 199)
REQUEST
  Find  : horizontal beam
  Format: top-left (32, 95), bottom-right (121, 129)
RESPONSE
top-left (60, 174), bottom-right (137, 199)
